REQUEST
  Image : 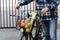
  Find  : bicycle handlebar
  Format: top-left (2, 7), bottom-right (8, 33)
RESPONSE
top-left (10, 15), bottom-right (20, 17)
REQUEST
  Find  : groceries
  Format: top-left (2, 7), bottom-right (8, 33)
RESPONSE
top-left (16, 12), bottom-right (37, 32)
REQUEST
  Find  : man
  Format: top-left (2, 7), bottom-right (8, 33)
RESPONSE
top-left (15, 0), bottom-right (59, 40)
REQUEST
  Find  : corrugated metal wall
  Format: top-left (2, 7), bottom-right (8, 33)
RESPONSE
top-left (0, 0), bottom-right (34, 28)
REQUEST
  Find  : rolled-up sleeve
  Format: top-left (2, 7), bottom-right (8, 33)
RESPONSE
top-left (47, 0), bottom-right (59, 11)
top-left (18, 0), bottom-right (33, 6)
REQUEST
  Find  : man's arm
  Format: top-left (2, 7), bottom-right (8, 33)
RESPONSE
top-left (15, 0), bottom-right (33, 9)
top-left (18, 0), bottom-right (33, 6)
top-left (47, 0), bottom-right (59, 11)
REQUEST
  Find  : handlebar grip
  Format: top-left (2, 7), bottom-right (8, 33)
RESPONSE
top-left (10, 15), bottom-right (16, 16)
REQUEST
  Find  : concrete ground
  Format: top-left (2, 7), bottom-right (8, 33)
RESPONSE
top-left (0, 28), bottom-right (60, 40)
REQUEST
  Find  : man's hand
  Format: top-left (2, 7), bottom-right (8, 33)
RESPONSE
top-left (56, 6), bottom-right (58, 10)
top-left (41, 7), bottom-right (49, 14)
top-left (15, 4), bottom-right (20, 9)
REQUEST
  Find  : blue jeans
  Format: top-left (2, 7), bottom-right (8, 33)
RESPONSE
top-left (42, 19), bottom-right (57, 40)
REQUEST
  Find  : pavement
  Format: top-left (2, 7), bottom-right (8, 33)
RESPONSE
top-left (0, 28), bottom-right (60, 40)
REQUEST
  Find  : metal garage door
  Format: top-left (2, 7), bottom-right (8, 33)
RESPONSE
top-left (0, 0), bottom-right (34, 28)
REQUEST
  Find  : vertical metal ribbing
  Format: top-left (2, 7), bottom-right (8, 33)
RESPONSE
top-left (27, 4), bottom-right (28, 18)
top-left (17, 0), bottom-right (19, 21)
top-left (1, 0), bottom-right (3, 27)
top-left (12, 0), bottom-right (14, 27)
top-left (0, 0), bottom-right (2, 27)
top-left (32, 2), bottom-right (34, 12)
top-left (4, 0), bottom-right (7, 27)
top-left (18, 0), bottom-right (19, 19)
top-left (23, 0), bottom-right (25, 20)
top-left (18, 0), bottom-right (20, 18)
top-left (13, 0), bottom-right (16, 27)
top-left (21, 0), bottom-right (23, 20)
top-left (2, 0), bottom-right (4, 27)
top-left (33, 1), bottom-right (34, 11)
top-left (30, 2), bottom-right (31, 13)
top-left (6, 0), bottom-right (8, 27)
top-left (9, 0), bottom-right (11, 27)
top-left (0, 0), bottom-right (1, 27)
top-left (21, 0), bottom-right (22, 20)
top-left (15, 0), bottom-right (16, 27)
top-left (11, 0), bottom-right (14, 27)
top-left (8, 0), bottom-right (11, 27)
top-left (19, 0), bottom-right (21, 20)
top-left (3, 0), bottom-right (5, 27)
top-left (10, 0), bottom-right (12, 27)
top-left (4, 0), bottom-right (6, 27)
top-left (6, 0), bottom-right (9, 27)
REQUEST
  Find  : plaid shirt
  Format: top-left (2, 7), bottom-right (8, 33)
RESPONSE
top-left (18, 0), bottom-right (59, 20)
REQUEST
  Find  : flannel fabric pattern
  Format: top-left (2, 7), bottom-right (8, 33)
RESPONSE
top-left (37, 10), bottom-right (58, 20)
top-left (18, 0), bottom-right (59, 20)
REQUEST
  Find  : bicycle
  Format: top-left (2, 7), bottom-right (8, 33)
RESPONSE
top-left (10, 11), bottom-right (45, 40)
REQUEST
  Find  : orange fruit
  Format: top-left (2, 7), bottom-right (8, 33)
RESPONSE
top-left (16, 20), bottom-right (21, 25)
